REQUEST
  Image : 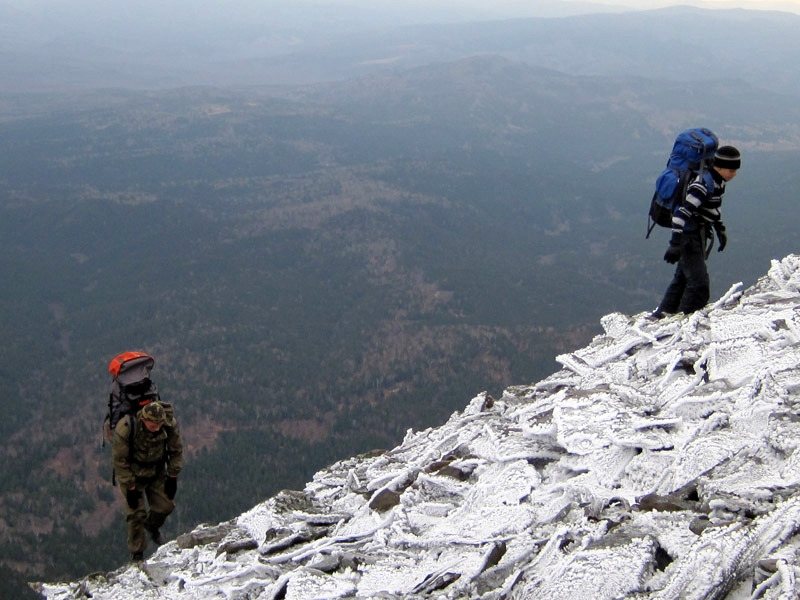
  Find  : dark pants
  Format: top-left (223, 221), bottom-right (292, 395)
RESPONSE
top-left (120, 474), bottom-right (175, 555)
top-left (657, 230), bottom-right (710, 315)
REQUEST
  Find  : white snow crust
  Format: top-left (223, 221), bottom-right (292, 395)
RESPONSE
top-left (36, 255), bottom-right (800, 599)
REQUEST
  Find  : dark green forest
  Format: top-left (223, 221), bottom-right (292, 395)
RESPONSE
top-left (1, 55), bottom-right (800, 598)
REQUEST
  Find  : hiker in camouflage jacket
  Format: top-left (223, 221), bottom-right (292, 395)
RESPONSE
top-left (112, 401), bottom-right (183, 561)
top-left (654, 145), bottom-right (741, 316)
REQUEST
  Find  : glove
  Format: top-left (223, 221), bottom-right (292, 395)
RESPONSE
top-left (165, 476), bottom-right (178, 500)
top-left (664, 243), bottom-right (681, 264)
top-left (715, 224), bottom-right (727, 252)
top-left (126, 487), bottom-right (142, 509)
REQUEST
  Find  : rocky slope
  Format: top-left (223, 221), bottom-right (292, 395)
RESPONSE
top-left (36, 255), bottom-right (800, 599)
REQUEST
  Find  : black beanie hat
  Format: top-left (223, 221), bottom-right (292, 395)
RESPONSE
top-left (715, 145), bottom-right (741, 170)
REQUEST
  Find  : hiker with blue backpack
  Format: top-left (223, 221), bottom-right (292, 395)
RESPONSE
top-left (648, 129), bottom-right (741, 317)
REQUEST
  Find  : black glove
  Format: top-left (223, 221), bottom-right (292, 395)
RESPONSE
top-left (165, 476), bottom-right (178, 500)
top-left (126, 487), bottom-right (142, 509)
top-left (664, 243), bottom-right (681, 264)
top-left (715, 224), bottom-right (727, 252)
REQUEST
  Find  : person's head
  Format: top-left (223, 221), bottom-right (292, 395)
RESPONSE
top-left (714, 145), bottom-right (741, 182)
top-left (140, 401), bottom-right (166, 432)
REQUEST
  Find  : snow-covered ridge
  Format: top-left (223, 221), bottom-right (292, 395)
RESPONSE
top-left (37, 255), bottom-right (800, 599)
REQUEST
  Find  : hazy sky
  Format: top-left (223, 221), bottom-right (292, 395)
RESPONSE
top-left (252, 0), bottom-right (800, 16)
top-left (210, 0), bottom-right (800, 16)
top-left (602, 0), bottom-right (800, 10)
top-left (5, 0), bottom-right (800, 15)
top-left (409, 0), bottom-right (800, 16)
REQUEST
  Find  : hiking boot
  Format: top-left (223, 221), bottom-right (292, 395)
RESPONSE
top-left (146, 526), bottom-right (166, 545)
top-left (649, 309), bottom-right (674, 321)
top-left (131, 551), bottom-right (144, 562)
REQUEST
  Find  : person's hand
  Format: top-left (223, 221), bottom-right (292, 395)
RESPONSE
top-left (126, 487), bottom-right (142, 509)
top-left (715, 224), bottom-right (727, 252)
top-left (165, 476), bottom-right (178, 500)
top-left (664, 244), bottom-right (681, 264)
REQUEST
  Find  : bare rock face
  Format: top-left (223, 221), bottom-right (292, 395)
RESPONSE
top-left (36, 255), bottom-right (800, 599)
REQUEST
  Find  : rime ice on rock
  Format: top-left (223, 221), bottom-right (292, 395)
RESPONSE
top-left (36, 255), bottom-right (800, 599)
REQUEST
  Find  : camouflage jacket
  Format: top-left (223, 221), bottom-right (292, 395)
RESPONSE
top-left (111, 404), bottom-right (183, 489)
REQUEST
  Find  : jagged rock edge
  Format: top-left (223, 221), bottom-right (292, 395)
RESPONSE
top-left (35, 255), bottom-right (800, 600)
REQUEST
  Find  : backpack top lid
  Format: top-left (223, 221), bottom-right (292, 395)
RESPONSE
top-left (109, 351), bottom-right (155, 386)
top-left (667, 128), bottom-right (719, 172)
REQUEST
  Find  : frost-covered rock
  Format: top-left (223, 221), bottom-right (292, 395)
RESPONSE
top-left (35, 256), bottom-right (800, 599)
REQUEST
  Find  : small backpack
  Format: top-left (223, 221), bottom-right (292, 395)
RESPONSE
top-left (104, 351), bottom-right (160, 442)
top-left (646, 128), bottom-right (718, 238)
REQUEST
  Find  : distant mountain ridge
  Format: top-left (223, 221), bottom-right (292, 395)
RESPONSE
top-left (283, 54), bottom-right (800, 155)
top-left (37, 254), bottom-right (800, 599)
top-left (2, 6), bottom-right (800, 94)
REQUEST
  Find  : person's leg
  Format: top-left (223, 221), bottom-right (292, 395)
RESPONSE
top-left (656, 264), bottom-right (686, 315)
top-left (677, 234), bottom-right (710, 314)
top-left (120, 486), bottom-right (147, 558)
top-left (145, 476), bottom-right (176, 544)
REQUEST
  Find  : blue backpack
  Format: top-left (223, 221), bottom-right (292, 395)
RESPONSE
top-left (646, 128), bottom-right (718, 238)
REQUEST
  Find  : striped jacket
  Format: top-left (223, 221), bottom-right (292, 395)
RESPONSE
top-left (671, 168), bottom-right (726, 236)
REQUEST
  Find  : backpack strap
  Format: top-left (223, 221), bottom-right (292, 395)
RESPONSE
top-left (110, 413), bottom-right (136, 486)
top-left (128, 413), bottom-right (136, 468)
top-left (646, 192), bottom-right (658, 239)
top-left (103, 391), bottom-right (115, 447)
